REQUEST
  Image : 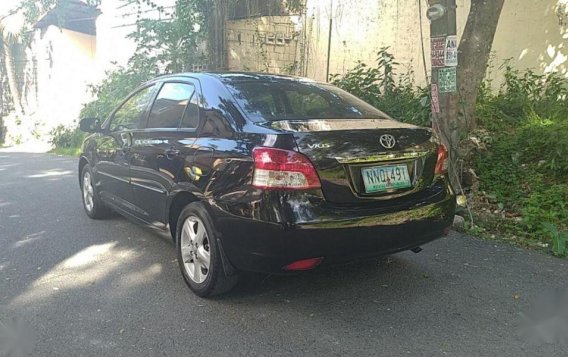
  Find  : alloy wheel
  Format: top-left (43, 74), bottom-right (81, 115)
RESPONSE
top-left (180, 216), bottom-right (211, 284)
top-left (82, 171), bottom-right (94, 213)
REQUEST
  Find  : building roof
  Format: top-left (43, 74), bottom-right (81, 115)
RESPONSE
top-left (34, 0), bottom-right (100, 36)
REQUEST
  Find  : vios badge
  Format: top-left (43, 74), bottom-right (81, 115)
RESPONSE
top-left (307, 143), bottom-right (331, 149)
top-left (379, 134), bottom-right (396, 149)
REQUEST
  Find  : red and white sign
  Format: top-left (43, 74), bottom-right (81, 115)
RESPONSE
top-left (431, 84), bottom-right (440, 113)
top-left (431, 37), bottom-right (446, 68)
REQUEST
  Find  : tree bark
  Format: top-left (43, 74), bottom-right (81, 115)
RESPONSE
top-left (457, 0), bottom-right (505, 131)
top-left (207, 0), bottom-right (228, 70)
top-left (2, 41), bottom-right (23, 115)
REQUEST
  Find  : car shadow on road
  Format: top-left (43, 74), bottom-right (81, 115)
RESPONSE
top-left (221, 252), bottom-right (436, 306)
top-left (96, 211), bottom-right (435, 306)
top-left (90, 212), bottom-right (438, 311)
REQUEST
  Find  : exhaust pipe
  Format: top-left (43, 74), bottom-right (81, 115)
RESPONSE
top-left (410, 246), bottom-right (423, 254)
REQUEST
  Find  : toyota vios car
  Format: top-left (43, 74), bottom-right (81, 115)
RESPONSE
top-left (78, 72), bottom-right (456, 297)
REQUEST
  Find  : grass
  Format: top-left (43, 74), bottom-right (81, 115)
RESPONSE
top-left (467, 119), bottom-right (568, 257)
top-left (50, 147), bottom-right (82, 156)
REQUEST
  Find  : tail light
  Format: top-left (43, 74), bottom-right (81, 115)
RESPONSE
top-left (435, 144), bottom-right (448, 175)
top-left (252, 147), bottom-right (321, 190)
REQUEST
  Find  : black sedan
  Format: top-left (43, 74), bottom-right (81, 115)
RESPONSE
top-left (78, 72), bottom-right (456, 297)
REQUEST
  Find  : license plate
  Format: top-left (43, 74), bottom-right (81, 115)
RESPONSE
top-left (361, 164), bottom-right (411, 193)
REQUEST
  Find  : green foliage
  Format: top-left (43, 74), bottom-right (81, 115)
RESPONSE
top-left (476, 62), bottom-right (568, 130)
top-left (285, 0), bottom-right (305, 13)
top-left (516, 120), bottom-right (568, 176)
top-left (474, 133), bottom-right (524, 208)
top-left (49, 124), bottom-right (85, 149)
top-left (542, 223), bottom-right (568, 257)
top-left (80, 62), bottom-right (157, 120)
top-left (476, 120), bottom-right (568, 206)
top-left (498, 63), bottom-right (568, 120)
top-left (127, 0), bottom-right (208, 73)
top-left (51, 147), bottom-right (82, 156)
top-left (523, 185), bottom-right (568, 232)
top-left (474, 62), bottom-right (568, 252)
top-left (80, 0), bottom-right (208, 122)
top-left (330, 48), bottom-right (430, 126)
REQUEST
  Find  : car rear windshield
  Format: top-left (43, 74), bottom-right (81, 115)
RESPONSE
top-left (225, 80), bottom-right (389, 121)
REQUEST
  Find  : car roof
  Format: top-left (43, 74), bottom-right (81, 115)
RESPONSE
top-left (152, 71), bottom-right (323, 85)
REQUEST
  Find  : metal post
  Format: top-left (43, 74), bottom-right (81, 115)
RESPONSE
top-left (428, 0), bottom-right (459, 190)
top-left (325, 0), bottom-right (333, 82)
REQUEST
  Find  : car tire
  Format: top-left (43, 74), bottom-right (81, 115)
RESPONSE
top-left (176, 202), bottom-right (238, 297)
top-left (80, 164), bottom-right (110, 219)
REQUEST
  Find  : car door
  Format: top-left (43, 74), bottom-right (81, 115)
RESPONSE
top-left (95, 84), bottom-right (156, 212)
top-left (129, 80), bottom-right (201, 224)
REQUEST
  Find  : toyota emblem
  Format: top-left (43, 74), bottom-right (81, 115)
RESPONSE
top-left (379, 134), bottom-right (396, 149)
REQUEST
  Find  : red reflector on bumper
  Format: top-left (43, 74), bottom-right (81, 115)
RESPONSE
top-left (283, 257), bottom-right (324, 271)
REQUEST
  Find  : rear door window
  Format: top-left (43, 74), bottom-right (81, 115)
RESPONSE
top-left (180, 92), bottom-right (200, 129)
top-left (147, 82), bottom-right (195, 129)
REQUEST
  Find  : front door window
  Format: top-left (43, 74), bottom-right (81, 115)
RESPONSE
top-left (110, 86), bottom-right (155, 132)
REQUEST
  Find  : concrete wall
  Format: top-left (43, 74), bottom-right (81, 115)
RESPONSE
top-left (300, 0), bottom-right (568, 87)
top-left (4, 26), bottom-right (98, 144)
top-left (33, 27), bottom-right (97, 129)
top-left (303, 0), bottom-right (430, 83)
top-left (490, 0), bottom-right (567, 79)
top-left (227, 15), bottom-right (303, 73)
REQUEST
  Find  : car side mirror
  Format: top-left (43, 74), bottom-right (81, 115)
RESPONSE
top-left (79, 117), bottom-right (101, 133)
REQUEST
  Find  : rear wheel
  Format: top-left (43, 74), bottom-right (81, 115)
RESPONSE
top-left (81, 164), bottom-right (109, 219)
top-left (176, 202), bottom-right (238, 297)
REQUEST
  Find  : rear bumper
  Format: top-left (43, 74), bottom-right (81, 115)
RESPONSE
top-left (213, 178), bottom-right (456, 274)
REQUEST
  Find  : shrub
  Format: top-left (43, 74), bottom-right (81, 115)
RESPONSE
top-left (516, 120), bottom-right (568, 176)
top-left (542, 223), bottom-right (567, 257)
top-left (49, 125), bottom-right (85, 149)
top-left (475, 121), bottom-right (568, 228)
top-left (498, 63), bottom-right (568, 121)
top-left (477, 62), bottom-right (568, 127)
top-left (523, 185), bottom-right (568, 233)
top-left (330, 48), bottom-right (430, 126)
top-left (474, 61), bottom-right (568, 249)
top-left (80, 61), bottom-right (158, 121)
top-left (474, 132), bottom-right (525, 209)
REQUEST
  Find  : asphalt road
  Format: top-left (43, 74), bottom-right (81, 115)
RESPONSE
top-left (1, 152), bottom-right (567, 356)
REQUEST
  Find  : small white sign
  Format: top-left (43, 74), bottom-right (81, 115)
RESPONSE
top-left (445, 35), bottom-right (458, 67)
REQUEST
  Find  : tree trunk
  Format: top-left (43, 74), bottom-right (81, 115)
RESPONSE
top-left (457, 0), bottom-right (505, 131)
top-left (2, 41), bottom-right (23, 115)
top-left (207, 0), bottom-right (228, 70)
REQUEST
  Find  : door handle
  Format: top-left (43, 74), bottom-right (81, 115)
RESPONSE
top-left (164, 148), bottom-right (181, 159)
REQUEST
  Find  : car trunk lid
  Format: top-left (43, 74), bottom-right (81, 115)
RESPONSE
top-left (268, 119), bottom-right (438, 204)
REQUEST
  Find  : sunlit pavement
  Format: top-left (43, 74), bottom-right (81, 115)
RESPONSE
top-left (0, 152), bottom-right (567, 356)
top-left (0, 140), bottom-right (52, 154)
